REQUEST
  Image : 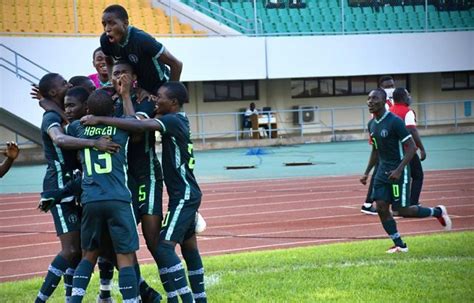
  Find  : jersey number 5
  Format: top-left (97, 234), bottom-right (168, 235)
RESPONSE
top-left (84, 148), bottom-right (112, 176)
top-left (187, 143), bottom-right (195, 170)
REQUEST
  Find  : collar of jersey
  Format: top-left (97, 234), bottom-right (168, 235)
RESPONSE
top-left (375, 110), bottom-right (389, 124)
top-left (119, 26), bottom-right (132, 47)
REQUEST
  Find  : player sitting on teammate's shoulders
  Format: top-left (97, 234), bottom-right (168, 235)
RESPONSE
top-left (100, 4), bottom-right (182, 94)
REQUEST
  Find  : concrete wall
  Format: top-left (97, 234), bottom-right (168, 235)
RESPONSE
top-left (1, 32), bottom-right (472, 131)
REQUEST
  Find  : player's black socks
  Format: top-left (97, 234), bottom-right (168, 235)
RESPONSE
top-left (156, 242), bottom-right (193, 303)
top-left (416, 206), bottom-right (442, 218)
top-left (118, 266), bottom-right (138, 301)
top-left (71, 259), bottom-right (94, 303)
top-left (159, 267), bottom-right (178, 303)
top-left (382, 219), bottom-right (405, 247)
top-left (35, 254), bottom-right (70, 303)
top-left (98, 257), bottom-right (114, 299)
top-left (64, 267), bottom-right (75, 302)
top-left (182, 248), bottom-right (207, 303)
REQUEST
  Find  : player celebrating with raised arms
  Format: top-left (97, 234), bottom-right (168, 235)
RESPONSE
top-left (82, 82), bottom-right (207, 302)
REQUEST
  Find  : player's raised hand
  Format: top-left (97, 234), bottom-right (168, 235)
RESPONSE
top-left (94, 136), bottom-right (120, 153)
top-left (117, 74), bottom-right (133, 96)
top-left (80, 115), bottom-right (100, 126)
top-left (359, 174), bottom-right (368, 185)
top-left (4, 142), bottom-right (20, 160)
top-left (30, 83), bottom-right (43, 100)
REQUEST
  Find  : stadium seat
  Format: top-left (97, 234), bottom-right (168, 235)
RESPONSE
top-left (0, 0), bottom-right (204, 35)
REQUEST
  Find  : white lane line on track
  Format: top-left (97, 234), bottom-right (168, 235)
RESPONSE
top-left (1, 203), bottom-right (472, 251)
top-left (1, 171), bottom-right (472, 205)
top-left (1, 215), bottom-right (473, 263)
top-left (0, 195), bottom-right (472, 229)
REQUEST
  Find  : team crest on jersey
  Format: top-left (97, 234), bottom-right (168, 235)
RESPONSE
top-left (68, 214), bottom-right (78, 224)
top-left (380, 129), bottom-right (389, 138)
top-left (128, 54), bottom-right (139, 63)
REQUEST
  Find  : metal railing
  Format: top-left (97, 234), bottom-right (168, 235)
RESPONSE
top-left (1, 1), bottom-right (471, 37)
top-left (187, 100), bottom-right (474, 144)
top-left (0, 44), bottom-right (50, 84)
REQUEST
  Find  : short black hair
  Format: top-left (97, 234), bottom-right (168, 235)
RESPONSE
top-left (113, 59), bottom-right (135, 73)
top-left (160, 82), bottom-right (188, 107)
top-left (373, 88), bottom-right (387, 101)
top-left (92, 47), bottom-right (102, 60)
top-left (39, 73), bottom-right (60, 98)
top-left (65, 87), bottom-right (90, 104)
top-left (103, 4), bottom-right (128, 21)
top-left (393, 87), bottom-right (409, 104)
top-left (87, 89), bottom-right (115, 116)
top-left (378, 75), bottom-right (394, 87)
top-left (69, 76), bottom-right (92, 87)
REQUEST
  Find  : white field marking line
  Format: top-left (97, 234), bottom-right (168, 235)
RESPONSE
top-left (0, 241), bottom-right (60, 251)
top-left (196, 215), bottom-right (474, 244)
top-left (0, 271), bottom-right (48, 280)
top-left (0, 232), bottom-right (42, 239)
top-left (0, 253), bottom-right (57, 263)
top-left (201, 191), bottom-right (473, 212)
top-left (0, 202), bottom-right (471, 251)
top-left (2, 227), bottom-right (473, 279)
top-left (204, 203), bottom-right (474, 230)
top-left (0, 194), bottom-right (472, 230)
top-left (198, 182), bottom-right (474, 206)
top-left (0, 243), bottom-right (150, 264)
top-left (1, 171), bottom-right (472, 204)
top-left (197, 179), bottom-right (474, 197)
top-left (201, 227), bottom-right (474, 256)
top-left (0, 194), bottom-right (39, 200)
top-left (196, 169), bottom-right (474, 188)
top-left (211, 256), bottom-right (474, 276)
top-left (202, 199), bottom-right (474, 221)
top-left (0, 213), bottom-right (54, 220)
top-left (0, 171), bottom-right (471, 209)
top-left (197, 227), bottom-right (474, 256)
top-left (0, 221), bottom-right (52, 229)
top-left (198, 176), bottom-right (474, 195)
top-left (4, 230), bottom-right (472, 281)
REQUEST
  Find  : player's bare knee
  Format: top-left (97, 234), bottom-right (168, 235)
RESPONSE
top-left (116, 252), bottom-right (136, 269)
top-left (156, 241), bottom-right (176, 260)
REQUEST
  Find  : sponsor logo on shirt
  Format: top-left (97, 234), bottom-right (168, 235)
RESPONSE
top-left (129, 54), bottom-right (139, 63)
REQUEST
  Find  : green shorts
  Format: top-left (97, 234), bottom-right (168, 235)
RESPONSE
top-left (81, 200), bottom-right (139, 254)
top-left (50, 202), bottom-right (81, 236)
top-left (161, 199), bottom-right (200, 244)
top-left (372, 179), bottom-right (411, 208)
top-left (128, 174), bottom-right (163, 222)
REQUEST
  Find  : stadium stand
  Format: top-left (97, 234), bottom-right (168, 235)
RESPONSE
top-left (180, 0), bottom-right (474, 34)
top-left (0, 0), bottom-right (206, 35)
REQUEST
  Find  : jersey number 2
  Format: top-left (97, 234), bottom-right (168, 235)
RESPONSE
top-left (84, 148), bottom-right (112, 176)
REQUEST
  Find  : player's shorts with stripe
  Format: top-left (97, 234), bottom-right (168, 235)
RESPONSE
top-left (372, 179), bottom-right (411, 208)
top-left (128, 173), bottom-right (163, 221)
top-left (50, 201), bottom-right (82, 236)
top-left (160, 198), bottom-right (201, 244)
top-left (81, 200), bottom-right (139, 254)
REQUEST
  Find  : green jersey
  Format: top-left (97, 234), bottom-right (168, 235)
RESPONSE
top-left (368, 111), bottom-right (412, 184)
top-left (67, 120), bottom-right (131, 204)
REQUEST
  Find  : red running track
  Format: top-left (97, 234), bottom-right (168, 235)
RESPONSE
top-left (1, 169), bottom-right (473, 282)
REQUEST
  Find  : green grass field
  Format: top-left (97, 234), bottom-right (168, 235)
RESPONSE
top-left (1, 232), bottom-right (473, 302)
